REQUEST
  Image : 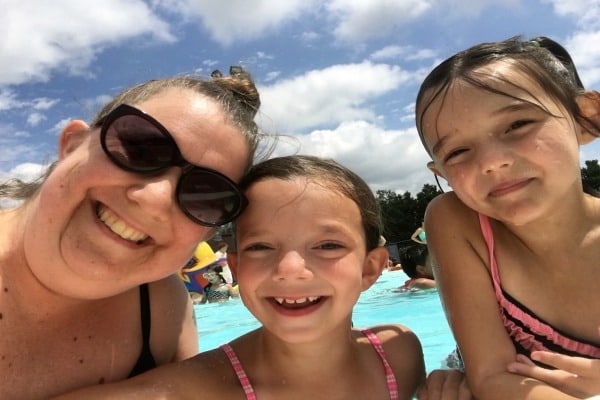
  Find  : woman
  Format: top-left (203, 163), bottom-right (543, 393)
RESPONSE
top-left (0, 67), bottom-right (265, 399)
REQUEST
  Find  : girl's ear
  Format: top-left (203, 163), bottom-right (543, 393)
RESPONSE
top-left (427, 161), bottom-right (445, 179)
top-left (58, 120), bottom-right (90, 159)
top-left (576, 91), bottom-right (600, 144)
top-left (361, 247), bottom-right (388, 291)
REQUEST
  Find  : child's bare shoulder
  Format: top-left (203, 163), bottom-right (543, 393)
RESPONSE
top-left (425, 192), bottom-right (481, 241)
top-left (364, 324), bottom-right (420, 347)
top-left (362, 325), bottom-right (425, 396)
top-left (426, 192), bottom-right (473, 222)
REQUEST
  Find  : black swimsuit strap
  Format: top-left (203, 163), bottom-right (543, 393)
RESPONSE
top-left (128, 283), bottom-right (157, 377)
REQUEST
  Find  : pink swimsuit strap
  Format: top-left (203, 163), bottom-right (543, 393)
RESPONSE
top-left (360, 328), bottom-right (399, 400)
top-left (221, 343), bottom-right (257, 400)
top-left (221, 329), bottom-right (399, 400)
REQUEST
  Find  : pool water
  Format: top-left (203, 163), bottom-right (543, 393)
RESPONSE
top-left (195, 270), bottom-right (456, 372)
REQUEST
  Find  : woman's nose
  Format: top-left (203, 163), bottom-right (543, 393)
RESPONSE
top-left (126, 168), bottom-right (180, 222)
top-left (273, 250), bottom-right (312, 281)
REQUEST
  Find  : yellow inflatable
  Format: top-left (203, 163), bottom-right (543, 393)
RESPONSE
top-left (179, 242), bottom-right (218, 291)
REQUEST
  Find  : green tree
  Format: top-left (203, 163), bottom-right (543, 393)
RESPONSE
top-left (377, 183), bottom-right (441, 243)
top-left (581, 159), bottom-right (600, 191)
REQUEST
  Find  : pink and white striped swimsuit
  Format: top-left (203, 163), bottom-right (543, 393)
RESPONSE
top-left (479, 213), bottom-right (600, 358)
top-left (220, 328), bottom-right (399, 399)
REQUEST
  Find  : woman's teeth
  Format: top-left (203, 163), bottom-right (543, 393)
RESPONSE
top-left (97, 205), bottom-right (148, 243)
top-left (274, 296), bottom-right (320, 305)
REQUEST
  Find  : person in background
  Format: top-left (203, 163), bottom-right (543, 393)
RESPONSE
top-left (52, 155), bottom-right (426, 399)
top-left (0, 66), bottom-right (265, 399)
top-left (411, 223), bottom-right (427, 245)
top-left (213, 240), bottom-right (235, 283)
top-left (387, 257), bottom-right (403, 271)
top-left (416, 35), bottom-right (600, 399)
top-left (200, 263), bottom-right (239, 304)
top-left (395, 243), bottom-right (436, 292)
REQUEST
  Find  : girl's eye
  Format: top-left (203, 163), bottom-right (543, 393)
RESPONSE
top-left (443, 148), bottom-right (467, 163)
top-left (242, 243), bottom-right (271, 252)
top-left (507, 119), bottom-right (532, 132)
top-left (316, 242), bottom-right (344, 250)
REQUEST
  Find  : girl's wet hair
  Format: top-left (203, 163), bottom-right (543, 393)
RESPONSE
top-left (415, 36), bottom-right (599, 156)
top-left (1, 67), bottom-right (267, 203)
top-left (237, 155), bottom-right (383, 251)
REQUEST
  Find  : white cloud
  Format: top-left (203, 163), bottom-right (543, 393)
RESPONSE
top-left (273, 120), bottom-right (433, 193)
top-left (326, 0), bottom-right (432, 43)
top-left (0, 162), bottom-right (47, 208)
top-left (0, 0), bottom-right (175, 86)
top-left (0, 89), bottom-right (22, 110)
top-left (0, 162), bottom-right (46, 182)
top-left (370, 45), bottom-right (411, 60)
top-left (32, 98), bottom-right (59, 110)
top-left (300, 31), bottom-right (321, 43)
top-left (543, 0), bottom-right (600, 29)
top-left (258, 61), bottom-right (416, 132)
top-left (157, 0), bottom-right (316, 46)
top-left (27, 113), bottom-right (46, 127)
top-left (370, 45), bottom-right (437, 61)
top-left (565, 30), bottom-right (600, 87)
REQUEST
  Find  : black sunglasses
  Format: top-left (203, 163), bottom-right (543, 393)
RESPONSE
top-left (100, 104), bottom-right (248, 227)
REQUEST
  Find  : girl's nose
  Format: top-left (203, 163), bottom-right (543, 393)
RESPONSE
top-left (126, 168), bottom-right (180, 222)
top-left (273, 250), bottom-right (312, 281)
top-left (478, 142), bottom-right (513, 174)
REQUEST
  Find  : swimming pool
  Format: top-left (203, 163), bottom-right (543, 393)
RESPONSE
top-left (195, 270), bottom-right (456, 372)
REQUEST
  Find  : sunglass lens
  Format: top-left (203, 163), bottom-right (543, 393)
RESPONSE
top-left (177, 170), bottom-right (244, 226)
top-left (104, 114), bottom-right (176, 172)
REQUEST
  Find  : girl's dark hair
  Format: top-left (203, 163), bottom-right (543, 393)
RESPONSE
top-left (2, 67), bottom-right (266, 203)
top-left (238, 155), bottom-right (383, 251)
top-left (398, 243), bottom-right (428, 279)
top-left (415, 35), bottom-right (600, 196)
top-left (205, 264), bottom-right (226, 288)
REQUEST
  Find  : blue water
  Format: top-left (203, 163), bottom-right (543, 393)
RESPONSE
top-left (195, 270), bottom-right (456, 372)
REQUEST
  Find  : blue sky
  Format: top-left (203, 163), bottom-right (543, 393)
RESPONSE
top-left (1, 0), bottom-right (599, 195)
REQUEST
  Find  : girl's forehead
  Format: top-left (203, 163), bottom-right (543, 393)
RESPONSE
top-left (421, 62), bottom-right (557, 136)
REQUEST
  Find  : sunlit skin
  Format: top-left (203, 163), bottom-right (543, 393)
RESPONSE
top-left (417, 61), bottom-right (600, 399)
top-left (19, 88), bottom-right (250, 300)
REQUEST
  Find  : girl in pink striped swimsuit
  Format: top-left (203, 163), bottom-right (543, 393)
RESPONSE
top-left (416, 36), bottom-right (600, 399)
top-left (53, 155), bottom-right (426, 400)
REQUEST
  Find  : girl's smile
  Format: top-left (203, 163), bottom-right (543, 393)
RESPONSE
top-left (231, 177), bottom-right (370, 342)
top-left (421, 63), bottom-right (582, 225)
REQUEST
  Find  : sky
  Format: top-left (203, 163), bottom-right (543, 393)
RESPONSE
top-left (1, 0), bottom-right (600, 196)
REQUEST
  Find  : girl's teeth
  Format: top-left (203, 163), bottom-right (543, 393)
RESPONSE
top-left (274, 297), bottom-right (321, 305)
